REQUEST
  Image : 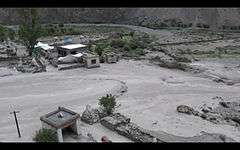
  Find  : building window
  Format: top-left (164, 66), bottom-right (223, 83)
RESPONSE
top-left (71, 51), bottom-right (77, 54)
top-left (91, 59), bottom-right (96, 64)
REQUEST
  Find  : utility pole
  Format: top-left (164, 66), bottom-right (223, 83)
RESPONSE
top-left (10, 111), bottom-right (21, 138)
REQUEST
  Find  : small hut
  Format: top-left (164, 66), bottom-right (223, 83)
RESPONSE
top-left (82, 53), bottom-right (100, 69)
top-left (104, 52), bottom-right (118, 63)
top-left (40, 107), bottom-right (81, 142)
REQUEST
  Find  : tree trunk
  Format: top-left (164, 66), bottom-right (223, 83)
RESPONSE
top-left (29, 50), bottom-right (32, 56)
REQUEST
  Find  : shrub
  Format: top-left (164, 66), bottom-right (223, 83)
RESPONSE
top-left (60, 28), bottom-right (67, 34)
top-left (110, 38), bottom-right (125, 48)
top-left (196, 23), bottom-right (202, 28)
top-left (58, 23), bottom-right (64, 28)
top-left (128, 39), bottom-right (138, 49)
top-left (33, 128), bottom-right (58, 142)
top-left (203, 24), bottom-right (210, 28)
top-left (94, 42), bottom-right (109, 56)
top-left (123, 44), bottom-right (132, 52)
top-left (98, 94), bottom-right (117, 115)
top-left (125, 48), bottom-right (145, 57)
top-left (7, 29), bottom-right (16, 40)
top-left (0, 25), bottom-right (9, 41)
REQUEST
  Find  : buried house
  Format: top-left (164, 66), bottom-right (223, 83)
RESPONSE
top-left (104, 52), bottom-right (118, 63)
top-left (40, 107), bottom-right (81, 142)
top-left (57, 43), bottom-right (87, 57)
top-left (34, 42), bottom-right (56, 59)
top-left (82, 53), bottom-right (100, 69)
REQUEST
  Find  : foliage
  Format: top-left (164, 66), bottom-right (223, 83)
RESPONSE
top-left (98, 94), bottom-right (117, 115)
top-left (33, 128), bottom-right (58, 142)
top-left (92, 40), bottom-right (109, 56)
top-left (7, 29), bottom-right (16, 41)
top-left (18, 8), bottom-right (42, 56)
top-left (58, 23), bottom-right (64, 28)
top-left (0, 25), bottom-right (8, 42)
top-left (32, 47), bottom-right (41, 58)
top-left (0, 25), bottom-right (16, 42)
top-left (107, 31), bottom-right (154, 58)
top-left (110, 39), bottom-right (125, 48)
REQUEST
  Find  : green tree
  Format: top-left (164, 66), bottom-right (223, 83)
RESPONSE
top-left (98, 94), bottom-right (117, 115)
top-left (33, 128), bottom-right (58, 142)
top-left (18, 8), bottom-right (42, 56)
top-left (0, 25), bottom-right (8, 42)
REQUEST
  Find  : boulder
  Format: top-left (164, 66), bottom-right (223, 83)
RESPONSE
top-left (151, 55), bottom-right (189, 71)
top-left (81, 105), bottom-right (100, 125)
top-left (100, 113), bottom-right (156, 142)
top-left (116, 123), bottom-right (154, 142)
top-left (177, 105), bottom-right (195, 115)
top-left (94, 107), bottom-right (108, 119)
top-left (168, 52), bottom-right (192, 63)
top-left (100, 113), bottom-right (130, 131)
top-left (219, 102), bottom-right (230, 108)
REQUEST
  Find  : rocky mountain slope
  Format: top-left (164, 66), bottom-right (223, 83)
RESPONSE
top-left (1, 8), bottom-right (240, 30)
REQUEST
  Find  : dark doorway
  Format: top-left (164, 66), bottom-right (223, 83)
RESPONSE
top-left (91, 59), bottom-right (96, 64)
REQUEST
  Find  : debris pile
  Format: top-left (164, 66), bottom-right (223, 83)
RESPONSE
top-left (81, 105), bottom-right (108, 125)
top-left (177, 100), bottom-right (240, 127)
top-left (16, 57), bottom-right (46, 73)
top-left (100, 113), bottom-right (159, 142)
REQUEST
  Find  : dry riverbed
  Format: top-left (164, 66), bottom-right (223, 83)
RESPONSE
top-left (1, 24), bottom-right (240, 142)
top-left (0, 59), bottom-right (240, 142)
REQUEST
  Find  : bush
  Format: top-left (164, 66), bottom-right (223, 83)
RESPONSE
top-left (203, 24), bottom-right (210, 28)
top-left (0, 25), bottom-right (11, 42)
top-left (58, 23), bottom-right (64, 28)
top-left (125, 48), bottom-right (145, 57)
top-left (8, 29), bottom-right (16, 40)
top-left (110, 39), bottom-right (125, 48)
top-left (123, 44), bottom-right (131, 52)
top-left (94, 42), bottom-right (109, 56)
top-left (98, 94), bottom-right (117, 115)
top-left (33, 128), bottom-right (58, 142)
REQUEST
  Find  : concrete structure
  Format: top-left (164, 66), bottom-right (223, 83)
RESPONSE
top-left (104, 52), bottom-right (118, 63)
top-left (40, 107), bottom-right (81, 142)
top-left (15, 45), bottom-right (28, 57)
top-left (82, 53), bottom-right (100, 69)
top-left (35, 42), bottom-right (56, 59)
top-left (57, 44), bottom-right (87, 57)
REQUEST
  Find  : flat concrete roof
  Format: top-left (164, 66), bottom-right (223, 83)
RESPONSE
top-left (40, 107), bottom-right (80, 129)
top-left (60, 44), bottom-right (86, 50)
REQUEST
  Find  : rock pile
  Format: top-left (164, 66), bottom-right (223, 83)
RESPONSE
top-left (177, 105), bottom-right (200, 116)
top-left (16, 57), bottom-right (46, 73)
top-left (149, 46), bottom-right (192, 71)
top-left (81, 105), bottom-right (108, 125)
top-left (151, 55), bottom-right (189, 71)
top-left (177, 100), bottom-right (240, 127)
top-left (100, 113), bottom-right (159, 142)
top-left (98, 112), bottom-right (235, 142)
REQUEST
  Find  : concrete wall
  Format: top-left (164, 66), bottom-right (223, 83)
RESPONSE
top-left (84, 56), bottom-right (100, 68)
top-left (69, 119), bottom-right (81, 135)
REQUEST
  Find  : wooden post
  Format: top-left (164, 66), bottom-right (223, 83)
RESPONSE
top-left (10, 111), bottom-right (21, 138)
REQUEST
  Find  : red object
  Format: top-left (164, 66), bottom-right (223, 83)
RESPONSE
top-left (101, 136), bottom-right (111, 143)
